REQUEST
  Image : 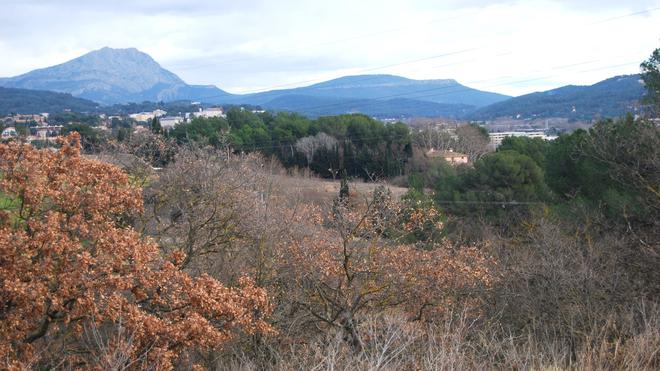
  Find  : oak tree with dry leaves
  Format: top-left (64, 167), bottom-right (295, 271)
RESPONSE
top-left (0, 134), bottom-right (272, 369)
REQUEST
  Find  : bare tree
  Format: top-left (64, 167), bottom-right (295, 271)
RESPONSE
top-left (279, 189), bottom-right (493, 350)
top-left (414, 125), bottom-right (455, 152)
top-left (295, 132), bottom-right (338, 168)
top-left (98, 131), bottom-right (178, 186)
top-left (454, 124), bottom-right (491, 161)
top-left (141, 147), bottom-right (265, 275)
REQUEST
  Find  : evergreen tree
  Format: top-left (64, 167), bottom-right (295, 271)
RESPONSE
top-left (339, 169), bottom-right (349, 201)
top-left (151, 116), bottom-right (162, 134)
top-left (640, 47), bottom-right (660, 112)
top-left (117, 127), bottom-right (128, 142)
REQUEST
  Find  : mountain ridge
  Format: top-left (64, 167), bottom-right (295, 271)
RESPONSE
top-left (469, 74), bottom-right (645, 120)
top-left (0, 47), bottom-right (232, 105)
top-left (0, 87), bottom-right (100, 115)
top-left (228, 74), bottom-right (509, 108)
top-left (0, 47), bottom-right (646, 120)
top-left (0, 47), bottom-right (509, 113)
top-left (260, 94), bottom-right (476, 118)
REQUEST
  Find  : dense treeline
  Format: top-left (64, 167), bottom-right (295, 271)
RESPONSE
top-left (170, 110), bottom-right (412, 180)
top-left (412, 115), bottom-right (658, 231)
top-left (57, 108), bottom-right (492, 182)
top-left (50, 109), bottom-right (417, 180)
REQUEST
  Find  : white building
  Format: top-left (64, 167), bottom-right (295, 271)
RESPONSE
top-left (489, 131), bottom-right (557, 148)
top-left (193, 107), bottom-right (225, 118)
top-left (34, 125), bottom-right (63, 140)
top-left (160, 116), bottom-right (184, 129)
top-left (427, 148), bottom-right (469, 165)
top-left (129, 109), bottom-right (167, 122)
top-left (1, 127), bottom-right (18, 140)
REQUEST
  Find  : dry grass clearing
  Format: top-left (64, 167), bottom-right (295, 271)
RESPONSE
top-left (272, 174), bottom-right (408, 206)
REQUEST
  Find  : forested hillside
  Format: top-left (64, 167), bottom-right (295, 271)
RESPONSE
top-left (470, 74), bottom-right (645, 120)
top-left (0, 87), bottom-right (99, 115)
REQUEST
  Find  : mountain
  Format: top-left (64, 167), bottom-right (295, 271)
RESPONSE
top-left (7, 48), bottom-right (641, 121)
top-left (0, 47), bottom-right (232, 105)
top-left (0, 48), bottom-right (509, 117)
top-left (231, 74), bottom-right (510, 108)
top-left (262, 94), bottom-right (475, 118)
top-left (470, 75), bottom-right (645, 120)
top-left (0, 87), bottom-right (100, 115)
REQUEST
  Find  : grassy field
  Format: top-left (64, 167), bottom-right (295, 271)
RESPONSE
top-left (272, 174), bottom-right (408, 206)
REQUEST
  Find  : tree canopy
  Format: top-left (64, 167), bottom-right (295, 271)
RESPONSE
top-left (0, 134), bottom-right (272, 369)
top-left (640, 46), bottom-right (660, 111)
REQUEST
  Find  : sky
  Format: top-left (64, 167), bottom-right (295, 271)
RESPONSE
top-left (1, 0), bottom-right (659, 96)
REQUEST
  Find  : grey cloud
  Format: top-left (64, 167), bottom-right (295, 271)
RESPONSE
top-left (0, 0), bottom-right (658, 94)
top-left (414, 0), bottom-right (659, 11)
top-left (3, 0), bottom-right (269, 16)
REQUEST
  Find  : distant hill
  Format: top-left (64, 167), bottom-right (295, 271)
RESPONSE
top-left (0, 47), bottom-right (232, 105)
top-left (231, 74), bottom-right (510, 109)
top-left (470, 75), bottom-right (645, 120)
top-left (263, 94), bottom-right (475, 118)
top-left (0, 87), bottom-right (99, 115)
top-left (2, 48), bottom-right (644, 120)
top-left (0, 48), bottom-right (509, 117)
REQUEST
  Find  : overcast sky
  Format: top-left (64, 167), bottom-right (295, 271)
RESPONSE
top-left (1, 0), bottom-right (659, 96)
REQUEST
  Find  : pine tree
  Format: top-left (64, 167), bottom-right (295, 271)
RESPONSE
top-left (339, 169), bottom-right (349, 201)
top-left (151, 116), bottom-right (162, 134)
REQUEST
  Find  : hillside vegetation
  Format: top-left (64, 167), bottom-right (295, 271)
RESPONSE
top-left (0, 47), bottom-right (658, 370)
top-left (470, 74), bottom-right (645, 120)
top-left (0, 87), bottom-right (99, 115)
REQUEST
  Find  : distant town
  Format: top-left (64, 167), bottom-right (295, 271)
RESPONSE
top-left (2, 104), bottom-right (255, 142)
top-left (1, 97), bottom-right (570, 154)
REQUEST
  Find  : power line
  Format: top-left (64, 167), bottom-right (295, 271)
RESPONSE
top-left (186, 53), bottom-right (636, 105)
top-left (390, 61), bottom-right (641, 103)
top-left (217, 179), bottom-right (546, 205)
top-left (591, 6), bottom-right (660, 24)
top-left (177, 5), bottom-right (659, 99)
top-left (434, 200), bottom-right (544, 205)
top-left (160, 56), bottom-right (636, 157)
top-left (204, 131), bottom-right (415, 152)
top-left (240, 47), bottom-right (481, 94)
top-left (261, 184), bottom-right (547, 205)
top-left (161, 57), bottom-right (640, 142)
top-left (164, 59), bottom-right (643, 155)
top-left (257, 59), bottom-right (641, 115)
top-left (171, 7), bottom-right (492, 72)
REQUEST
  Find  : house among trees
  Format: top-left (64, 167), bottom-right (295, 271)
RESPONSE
top-left (34, 124), bottom-right (63, 140)
top-left (426, 148), bottom-right (469, 165)
top-left (1, 126), bottom-right (18, 140)
top-left (160, 116), bottom-right (184, 129)
top-left (129, 109), bottom-right (167, 122)
top-left (488, 131), bottom-right (556, 148)
top-left (194, 107), bottom-right (226, 118)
